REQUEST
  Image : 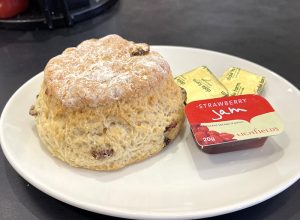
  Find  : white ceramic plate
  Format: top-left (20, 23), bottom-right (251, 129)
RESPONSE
top-left (1, 46), bottom-right (300, 219)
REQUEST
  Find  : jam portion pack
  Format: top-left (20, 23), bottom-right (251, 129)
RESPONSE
top-left (185, 94), bottom-right (284, 153)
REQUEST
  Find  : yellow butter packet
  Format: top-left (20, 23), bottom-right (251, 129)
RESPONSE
top-left (219, 67), bottom-right (266, 96)
top-left (174, 66), bottom-right (228, 103)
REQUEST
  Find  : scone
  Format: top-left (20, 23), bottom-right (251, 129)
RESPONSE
top-left (30, 34), bottom-right (186, 170)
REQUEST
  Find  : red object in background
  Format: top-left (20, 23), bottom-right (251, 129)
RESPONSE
top-left (0, 0), bottom-right (29, 19)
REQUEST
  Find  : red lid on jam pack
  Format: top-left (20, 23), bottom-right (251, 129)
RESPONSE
top-left (185, 94), bottom-right (284, 153)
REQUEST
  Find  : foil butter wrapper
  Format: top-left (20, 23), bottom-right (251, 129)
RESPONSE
top-left (185, 94), bottom-right (284, 154)
top-left (175, 66), bottom-right (228, 103)
top-left (219, 67), bottom-right (266, 96)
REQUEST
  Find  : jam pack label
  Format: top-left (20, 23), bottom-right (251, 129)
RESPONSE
top-left (185, 94), bottom-right (284, 146)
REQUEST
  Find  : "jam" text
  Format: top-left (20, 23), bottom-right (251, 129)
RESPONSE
top-left (212, 107), bottom-right (247, 120)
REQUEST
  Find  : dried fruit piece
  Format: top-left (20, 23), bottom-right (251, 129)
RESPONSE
top-left (91, 149), bottom-right (114, 159)
top-left (164, 122), bottom-right (177, 132)
top-left (164, 137), bottom-right (171, 146)
top-left (29, 105), bottom-right (38, 116)
top-left (180, 87), bottom-right (187, 105)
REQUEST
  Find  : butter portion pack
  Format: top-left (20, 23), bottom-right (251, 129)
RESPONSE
top-left (174, 66), bottom-right (228, 103)
top-left (219, 67), bottom-right (266, 96)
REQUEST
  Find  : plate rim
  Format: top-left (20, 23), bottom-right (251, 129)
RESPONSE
top-left (1, 46), bottom-right (300, 219)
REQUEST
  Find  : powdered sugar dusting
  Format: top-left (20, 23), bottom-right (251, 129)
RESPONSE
top-left (44, 35), bottom-right (171, 108)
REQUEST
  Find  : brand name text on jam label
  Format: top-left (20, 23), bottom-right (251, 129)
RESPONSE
top-left (236, 127), bottom-right (280, 136)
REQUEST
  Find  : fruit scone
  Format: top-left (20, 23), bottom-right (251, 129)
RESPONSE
top-left (30, 34), bottom-right (186, 170)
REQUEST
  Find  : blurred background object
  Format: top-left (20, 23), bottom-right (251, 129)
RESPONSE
top-left (0, 0), bottom-right (29, 19)
top-left (0, 0), bottom-right (117, 29)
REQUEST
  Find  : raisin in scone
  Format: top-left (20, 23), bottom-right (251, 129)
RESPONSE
top-left (30, 35), bottom-right (186, 170)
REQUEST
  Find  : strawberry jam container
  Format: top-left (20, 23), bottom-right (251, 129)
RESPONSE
top-left (185, 94), bottom-right (284, 154)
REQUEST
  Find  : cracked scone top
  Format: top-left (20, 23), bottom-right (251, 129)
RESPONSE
top-left (44, 34), bottom-right (170, 107)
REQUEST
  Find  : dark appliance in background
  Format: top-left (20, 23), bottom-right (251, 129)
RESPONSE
top-left (0, 0), bottom-right (117, 30)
